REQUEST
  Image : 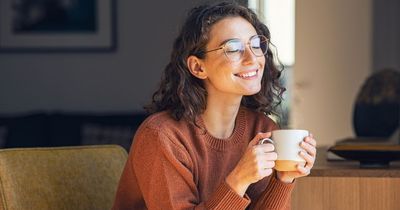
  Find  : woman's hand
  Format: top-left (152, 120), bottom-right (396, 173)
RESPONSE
top-left (276, 134), bottom-right (317, 183)
top-left (226, 132), bottom-right (277, 197)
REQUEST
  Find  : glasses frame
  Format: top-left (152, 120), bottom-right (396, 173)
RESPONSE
top-left (202, 34), bottom-right (269, 62)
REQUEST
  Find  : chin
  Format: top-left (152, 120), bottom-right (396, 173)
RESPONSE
top-left (242, 88), bottom-right (261, 96)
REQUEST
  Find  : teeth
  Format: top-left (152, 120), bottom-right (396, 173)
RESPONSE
top-left (236, 71), bottom-right (257, 78)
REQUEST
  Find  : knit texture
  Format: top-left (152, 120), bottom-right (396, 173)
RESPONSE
top-left (113, 107), bottom-right (294, 210)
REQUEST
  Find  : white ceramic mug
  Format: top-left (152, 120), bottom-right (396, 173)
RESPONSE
top-left (260, 129), bottom-right (308, 171)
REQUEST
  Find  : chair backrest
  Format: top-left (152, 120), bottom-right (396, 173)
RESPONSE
top-left (0, 145), bottom-right (128, 210)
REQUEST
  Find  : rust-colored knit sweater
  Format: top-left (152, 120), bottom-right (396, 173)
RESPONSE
top-left (113, 107), bottom-right (294, 210)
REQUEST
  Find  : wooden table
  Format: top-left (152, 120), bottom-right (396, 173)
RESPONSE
top-left (291, 147), bottom-right (400, 210)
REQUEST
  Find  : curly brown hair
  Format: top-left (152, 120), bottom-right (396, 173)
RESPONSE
top-left (145, 1), bottom-right (286, 125)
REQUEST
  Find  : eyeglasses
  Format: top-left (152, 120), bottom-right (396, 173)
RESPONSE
top-left (202, 35), bottom-right (269, 62)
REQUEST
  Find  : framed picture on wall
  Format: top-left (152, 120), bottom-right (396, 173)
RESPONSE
top-left (0, 0), bottom-right (116, 52)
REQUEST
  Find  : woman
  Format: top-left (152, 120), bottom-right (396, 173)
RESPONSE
top-left (113, 2), bottom-right (317, 209)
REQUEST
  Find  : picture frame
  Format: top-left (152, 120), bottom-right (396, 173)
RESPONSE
top-left (0, 0), bottom-right (116, 52)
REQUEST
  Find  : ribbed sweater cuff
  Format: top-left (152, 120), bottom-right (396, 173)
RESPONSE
top-left (260, 174), bottom-right (295, 209)
top-left (205, 181), bottom-right (250, 210)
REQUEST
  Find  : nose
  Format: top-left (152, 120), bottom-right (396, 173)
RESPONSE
top-left (241, 45), bottom-right (258, 64)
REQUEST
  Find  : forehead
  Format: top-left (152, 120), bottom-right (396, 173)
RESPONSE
top-left (207, 16), bottom-right (258, 46)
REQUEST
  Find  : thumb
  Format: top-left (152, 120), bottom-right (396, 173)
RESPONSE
top-left (248, 132), bottom-right (272, 148)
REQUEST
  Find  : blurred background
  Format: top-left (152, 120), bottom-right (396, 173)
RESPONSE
top-left (0, 0), bottom-right (398, 150)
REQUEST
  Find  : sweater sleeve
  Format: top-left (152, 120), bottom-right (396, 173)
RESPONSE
top-left (128, 126), bottom-right (250, 210)
top-left (246, 171), bottom-right (295, 210)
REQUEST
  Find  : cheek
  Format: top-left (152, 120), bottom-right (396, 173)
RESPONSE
top-left (259, 56), bottom-right (266, 67)
top-left (210, 60), bottom-right (236, 77)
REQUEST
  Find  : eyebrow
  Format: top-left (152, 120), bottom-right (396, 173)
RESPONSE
top-left (216, 38), bottom-right (239, 47)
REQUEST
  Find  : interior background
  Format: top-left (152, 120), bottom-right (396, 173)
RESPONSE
top-left (0, 0), bottom-right (398, 147)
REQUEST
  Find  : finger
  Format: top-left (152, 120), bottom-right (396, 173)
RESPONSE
top-left (297, 164), bottom-right (310, 176)
top-left (254, 143), bottom-right (275, 153)
top-left (258, 168), bottom-right (274, 179)
top-left (258, 160), bottom-right (275, 169)
top-left (300, 141), bottom-right (317, 157)
top-left (258, 151), bottom-right (278, 161)
top-left (299, 151), bottom-right (315, 168)
top-left (305, 136), bottom-right (317, 147)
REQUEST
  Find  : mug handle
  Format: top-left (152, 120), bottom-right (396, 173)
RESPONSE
top-left (258, 138), bottom-right (274, 145)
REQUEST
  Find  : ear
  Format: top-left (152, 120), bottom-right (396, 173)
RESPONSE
top-left (187, 55), bottom-right (207, 79)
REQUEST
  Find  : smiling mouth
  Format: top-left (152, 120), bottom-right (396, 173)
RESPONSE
top-left (234, 70), bottom-right (258, 79)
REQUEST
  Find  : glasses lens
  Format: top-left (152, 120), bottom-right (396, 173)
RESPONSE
top-left (250, 35), bottom-right (268, 57)
top-left (222, 36), bottom-right (268, 62)
top-left (224, 40), bottom-right (244, 61)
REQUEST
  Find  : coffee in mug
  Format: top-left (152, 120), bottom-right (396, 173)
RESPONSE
top-left (270, 129), bottom-right (308, 171)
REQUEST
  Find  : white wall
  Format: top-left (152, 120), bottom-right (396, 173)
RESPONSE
top-left (292, 0), bottom-right (372, 146)
top-left (0, 1), bottom-right (204, 114)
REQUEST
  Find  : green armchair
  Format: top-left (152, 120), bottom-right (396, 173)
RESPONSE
top-left (0, 145), bottom-right (127, 210)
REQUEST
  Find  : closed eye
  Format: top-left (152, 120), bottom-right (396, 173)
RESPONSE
top-left (225, 41), bottom-right (243, 53)
top-left (226, 48), bottom-right (241, 53)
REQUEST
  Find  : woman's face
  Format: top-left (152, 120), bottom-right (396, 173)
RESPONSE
top-left (201, 16), bottom-right (266, 98)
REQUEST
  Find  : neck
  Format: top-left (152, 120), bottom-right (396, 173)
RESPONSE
top-left (201, 94), bottom-right (242, 139)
